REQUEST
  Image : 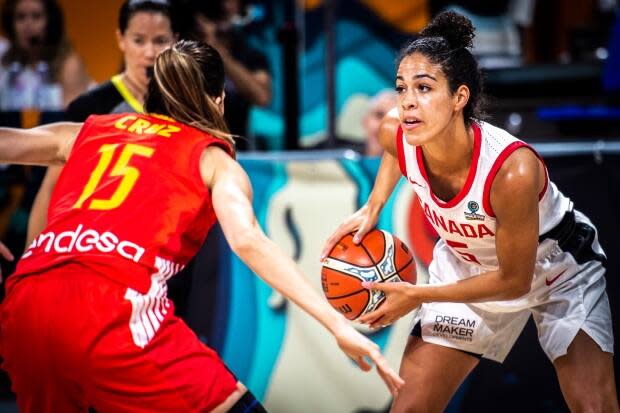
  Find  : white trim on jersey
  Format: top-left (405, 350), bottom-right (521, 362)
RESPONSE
top-left (124, 256), bottom-right (185, 348)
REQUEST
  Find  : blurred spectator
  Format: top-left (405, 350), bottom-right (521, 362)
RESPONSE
top-left (26, 0), bottom-right (179, 244)
top-left (190, 0), bottom-right (272, 151)
top-left (0, 0), bottom-right (91, 110)
top-left (432, 0), bottom-right (536, 68)
top-left (0, 35), bottom-right (7, 56)
top-left (61, 0), bottom-right (178, 122)
top-left (363, 89), bottom-right (397, 157)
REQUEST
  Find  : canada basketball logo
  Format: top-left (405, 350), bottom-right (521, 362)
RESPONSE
top-left (464, 200), bottom-right (485, 221)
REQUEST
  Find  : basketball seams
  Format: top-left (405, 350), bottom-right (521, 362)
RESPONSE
top-left (375, 231), bottom-right (397, 280)
top-left (322, 257), bottom-right (379, 280)
top-left (326, 288), bottom-right (369, 300)
top-left (321, 266), bottom-right (369, 298)
top-left (382, 257), bottom-right (414, 280)
top-left (359, 230), bottom-right (385, 279)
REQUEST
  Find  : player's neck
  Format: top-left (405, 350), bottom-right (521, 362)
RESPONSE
top-left (420, 118), bottom-right (473, 176)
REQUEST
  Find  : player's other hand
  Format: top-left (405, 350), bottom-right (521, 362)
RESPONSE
top-left (358, 282), bottom-right (420, 329)
top-left (0, 241), bottom-right (15, 283)
top-left (321, 203), bottom-right (381, 260)
top-left (333, 319), bottom-right (404, 396)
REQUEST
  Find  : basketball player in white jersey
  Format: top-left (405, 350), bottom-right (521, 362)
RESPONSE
top-left (322, 11), bottom-right (618, 413)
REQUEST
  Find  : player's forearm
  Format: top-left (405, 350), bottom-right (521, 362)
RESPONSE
top-left (233, 228), bottom-right (347, 335)
top-left (0, 128), bottom-right (53, 165)
top-left (366, 153), bottom-right (401, 211)
top-left (413, 269), bottom-right (532, 304)
top-left (0, 124), bottom-right (76, 165)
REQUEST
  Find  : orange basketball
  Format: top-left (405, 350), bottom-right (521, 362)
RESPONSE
top-left (321, 229), bottom-right (416, 320)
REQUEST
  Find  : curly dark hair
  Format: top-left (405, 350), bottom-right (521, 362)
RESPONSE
top-left (1, 0), bottom-right (70, 80)
top-left (398, 11), bottom-right (485, 124)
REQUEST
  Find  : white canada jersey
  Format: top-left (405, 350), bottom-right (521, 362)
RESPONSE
top-left (396, 120), bottom-right (572, 270)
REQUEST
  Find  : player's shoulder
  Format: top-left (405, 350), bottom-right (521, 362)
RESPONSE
top-left (378, 107), bottom-right (400, 155)
top-left (476, 120), bottom-right (538, 175)
top-left (492, 145), bottom-right (541, 201)
top-left (476, 120), bottom-right (526, 153)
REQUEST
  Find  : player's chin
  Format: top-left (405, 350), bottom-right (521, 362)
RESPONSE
top-left (402, 130), bottom-right (426, 147)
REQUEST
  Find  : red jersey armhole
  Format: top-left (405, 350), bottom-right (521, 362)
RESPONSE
top-left (66, 115), bottom-right (96, 160)
top-left (482, 142), bottom-right (548, 217)
top-left (396, 126), bottom-right (407, 177)
top-left (190, 136), bottom-right (235, 189)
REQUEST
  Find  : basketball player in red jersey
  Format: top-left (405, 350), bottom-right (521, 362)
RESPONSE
top-left (0, 40), bottom-right (403, 413)
top-left (323, 12), bottom-right (618, 413)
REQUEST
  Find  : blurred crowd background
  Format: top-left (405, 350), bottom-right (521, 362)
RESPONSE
top-left (0, 0), bottom-right (619, 412)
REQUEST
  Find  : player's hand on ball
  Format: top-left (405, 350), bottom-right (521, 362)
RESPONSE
top-left (321, 203), bottom-right (381, 260)
top-left (333, 320), bottom-right (404, 396)
top-left (358, 281), bottom-right (420, 329)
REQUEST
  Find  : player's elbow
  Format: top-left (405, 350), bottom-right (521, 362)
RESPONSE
top-left (227, 225), bottom-right (264, 258)
top-left (504, 277), bottom-right (532, 299)
top-left (497, 269), bottom-right (532, 300)
top-left (508, 282), bottom-right (531, 299)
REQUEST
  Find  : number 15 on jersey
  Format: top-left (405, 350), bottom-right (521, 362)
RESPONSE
top-left (74, 143), bottom-right (154, 211)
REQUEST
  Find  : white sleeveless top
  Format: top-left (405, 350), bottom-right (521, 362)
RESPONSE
top-left (396, 120), bottom-right (572, 270)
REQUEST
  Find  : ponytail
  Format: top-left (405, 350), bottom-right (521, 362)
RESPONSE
top-left (145, 40), bottom-right (235, 146)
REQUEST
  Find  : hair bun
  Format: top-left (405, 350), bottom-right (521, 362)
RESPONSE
top-left (420, 11), bottom-right (475, 49)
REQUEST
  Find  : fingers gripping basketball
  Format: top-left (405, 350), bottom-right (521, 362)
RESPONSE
top-left (321, 229), bottom-right (416, 320)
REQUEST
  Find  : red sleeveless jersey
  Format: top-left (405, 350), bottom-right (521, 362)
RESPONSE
top-left (12, 113), bottom-right (233, 293)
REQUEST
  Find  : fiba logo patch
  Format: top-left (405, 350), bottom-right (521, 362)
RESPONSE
top-left (464, 200), bottom-right (485, 221)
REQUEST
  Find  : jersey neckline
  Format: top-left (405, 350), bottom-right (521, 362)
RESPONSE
top-left (415, 122), bottom-right (482, 209)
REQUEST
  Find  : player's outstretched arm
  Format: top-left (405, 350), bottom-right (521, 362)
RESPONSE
top-left (0, 123), bottom-right (81, 166)
top-left (201, 145), bottom-right (404, 395)
top-left (321, 111), bottom-right (402, 258)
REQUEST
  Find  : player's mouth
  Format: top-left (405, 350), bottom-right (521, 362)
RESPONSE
top-left (401, 116), bottom-right (422, 131)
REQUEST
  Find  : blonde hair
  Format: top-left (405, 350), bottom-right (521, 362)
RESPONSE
top-left (145, 40), bottom-right (235, 146)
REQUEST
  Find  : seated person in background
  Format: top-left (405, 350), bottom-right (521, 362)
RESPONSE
top-left (363, 89), bottom-right (397, 157)
top-left (0, 0), bottom-right (91, 110)
top-left (27, 0), bottom-right (178, 245)
top-left (190, 0), bottom-right (271, 151)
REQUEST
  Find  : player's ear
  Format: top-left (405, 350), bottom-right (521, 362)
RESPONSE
top-left (116, 29), bottom-right (125, 53)
top-left (453, 85), bottom-right (470, 112)
top-left (214, 91), bottom-right (225, 114)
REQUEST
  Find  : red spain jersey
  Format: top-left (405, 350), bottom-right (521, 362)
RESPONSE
top-left (12, 113), bottom-right (233, 294)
